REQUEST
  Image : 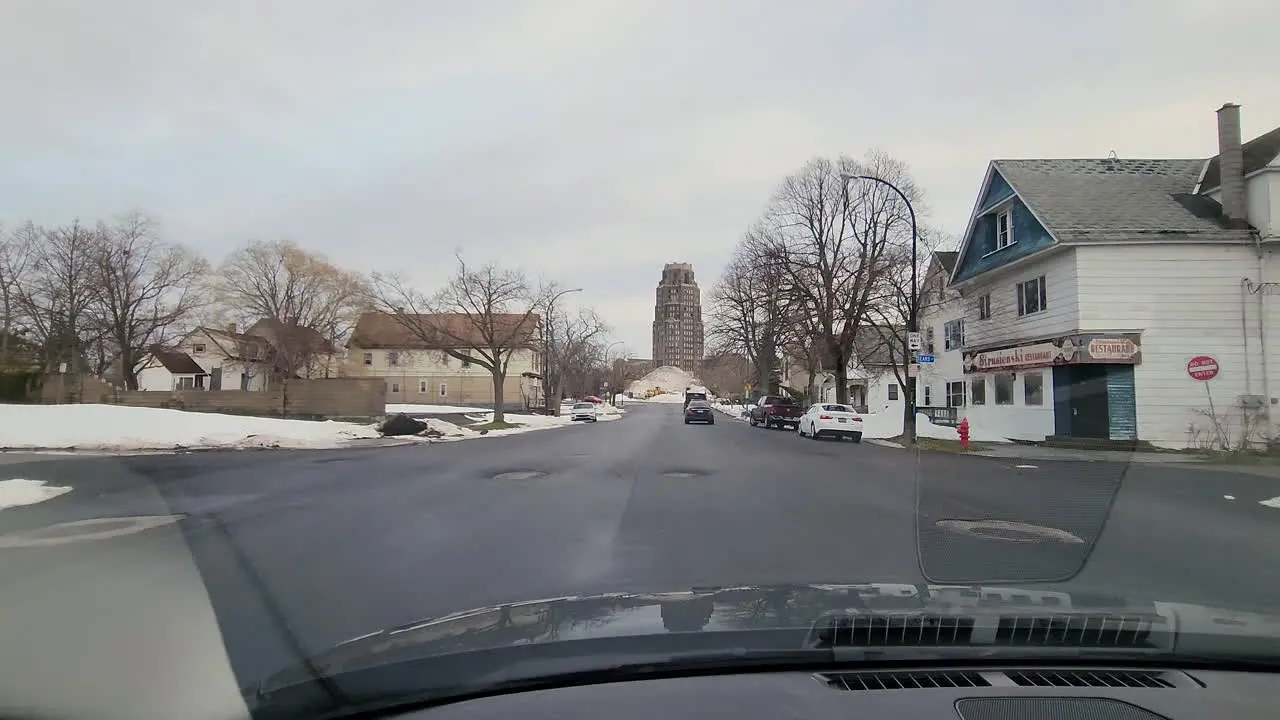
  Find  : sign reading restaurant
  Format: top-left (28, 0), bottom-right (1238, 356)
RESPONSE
top-left (962, 333), bottom-right (1142, 373)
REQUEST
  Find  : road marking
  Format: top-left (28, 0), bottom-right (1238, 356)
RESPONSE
top-left (1015, 464), bottom-right (1038, 469)
top-left (1224, 495), bottom-right (1236, 501)
top-left (935, 519), bottom-right (1085, 544)
top-left (492, 471), bottom-right (545, 481)
top-left (1260, 496), bottom-right (1280, 509)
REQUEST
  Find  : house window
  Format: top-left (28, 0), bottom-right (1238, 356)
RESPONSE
top-left (419, 380), bottom-right (427, 394)
top-left (946, 381), bottom-right (965, 407)
top-left (362, 352), bottom-right (373, 366)
top-left (969, 377), bottom-right (986, 405)
top-left (1016, 275), bottom-right (1047, 316)
top-left (1024, 372), bottom-right (1044, 406)
top-left (438, 382), bottom-right (448, 398)
top-left (391, 382), bottom-right (400, 393)
top-left (387, 351), bottom-right (400, 367)
top-left (994, 373), bottom-right (1015, 405)
top-left (925, 327), bottom-right (935, 354)
top-left (461, 356), bottom-right (471, 368)
top-left (192, 343), bottom-right (206, 354)
top-left (996, 209), bottom-right (1014, 249)
top-left (176, 376), bottom-right (195, 390)
top-left (944, 319), bottom-right (965, 351)
top-left (977, 294), bottom-right (991, 320)
top-left (923, 385), bottom-right (932, 406)
top-left (887, 383), bottom-right (899, 401)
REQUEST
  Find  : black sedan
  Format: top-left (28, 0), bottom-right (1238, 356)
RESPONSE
top-left (683, 399), bottom-right (714, 424)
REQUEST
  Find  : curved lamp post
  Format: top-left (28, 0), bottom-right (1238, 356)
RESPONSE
top-left (543, 287), bottom-right (583, 413)
top-left (841, 173), bottom-right (919, 445)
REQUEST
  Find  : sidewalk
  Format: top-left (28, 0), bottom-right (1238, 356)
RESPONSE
top-left (969, 444), bottom-right (1280, 477)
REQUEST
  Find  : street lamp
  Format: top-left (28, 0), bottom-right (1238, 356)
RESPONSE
top-left (601, 341), bottom-right (624, 402)
top-left (841, 173), bottom-right (919, 445)
top-left (543, 287), bottom-right (583, 413)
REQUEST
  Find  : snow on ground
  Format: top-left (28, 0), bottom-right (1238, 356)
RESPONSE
top-left (386, 403), bottom-right (490, 414)
top-left (714, 403), bottom-right (751, 420)
top-left (413, 402), bottom-right (626, 441)
top-left (627, 365), bottom-right (702, 396)
top-left (0, 404), bottom-right (380, 451)
top-left (0, 478), bottom-right (73, 510)
top-left (629, 391), bottom-right (685, 404)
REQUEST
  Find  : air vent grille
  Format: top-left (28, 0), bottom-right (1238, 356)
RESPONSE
top-left (818, 671), bottom-right (991, 691)
top-left (996, 614), bottom-right (1163, 648)
top-left (1007, 669), bottom-right (1176, 689)
top-left (810, 614), bottom-right (975, 648)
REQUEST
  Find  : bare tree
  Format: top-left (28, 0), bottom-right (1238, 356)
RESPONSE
top-left (90, 213), bottom-right (209, 389)
top-left (370, 257), bottom-right (544, 424)
top-left (705, 227), bottom-right (790, 398)
top-left (543, 305), bottom-right (608, 414)
top-left (761, 150), bottom-right (924, 404)
top-left (0, 223), bottom-right (34, 368)
top-left (216, 240), bottom-right (368, 384)
top-left (15, 220), bottom-right (103, 375)
top-left (861, 227), bottom-right (946, 437)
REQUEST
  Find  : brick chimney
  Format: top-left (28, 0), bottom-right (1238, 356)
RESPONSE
top-left (225, 323), bottom-right (237, 335)
top-left (1216, 102), bottom-right (1247, 225)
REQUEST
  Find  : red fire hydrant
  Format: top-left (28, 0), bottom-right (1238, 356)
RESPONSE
top-left (958, 417), bottom-right (970, 449)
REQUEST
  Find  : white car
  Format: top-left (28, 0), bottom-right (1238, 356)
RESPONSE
top-left (569, 402), bottom-right (599, 422)
top-left (797, 403), bottom-right (863, 442)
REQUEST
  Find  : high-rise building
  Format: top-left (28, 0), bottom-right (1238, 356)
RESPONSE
top-left (652, 262), bottom-right (704, 372)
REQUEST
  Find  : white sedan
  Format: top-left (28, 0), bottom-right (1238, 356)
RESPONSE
top-left (569, 402), bottom-right (599, 422)
top-left (797, 403), bottom-right (863, 442)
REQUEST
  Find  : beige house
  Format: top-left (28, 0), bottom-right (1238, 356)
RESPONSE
top-left (345, 312), bottom-right (542, 409)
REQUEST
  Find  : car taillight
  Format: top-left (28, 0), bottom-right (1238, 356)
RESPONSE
top-left (819, 414), bottom-right (832, 420)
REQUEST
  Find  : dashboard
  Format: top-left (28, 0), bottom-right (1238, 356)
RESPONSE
top-left (400, 666), bottom-right (1275, 720)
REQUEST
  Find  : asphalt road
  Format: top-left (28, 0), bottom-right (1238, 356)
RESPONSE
top-left (3, 401), bottom-right (1280, 694)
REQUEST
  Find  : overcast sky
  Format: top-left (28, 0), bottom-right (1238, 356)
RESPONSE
top-left (2, 0), bottom-right (1277, 353)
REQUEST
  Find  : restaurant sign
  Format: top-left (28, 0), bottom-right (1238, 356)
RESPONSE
top-left (963, 333), bottom-right (1141, 373)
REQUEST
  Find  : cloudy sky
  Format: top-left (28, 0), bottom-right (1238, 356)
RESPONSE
top-left (2, 0), bottom-right (1277, 353)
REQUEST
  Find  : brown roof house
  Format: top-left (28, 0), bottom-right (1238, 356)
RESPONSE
top-left (345, 311), bottom-right (542, 410)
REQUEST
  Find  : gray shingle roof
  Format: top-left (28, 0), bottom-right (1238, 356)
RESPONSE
top-left (933, 251), bottom-right (958, 274)
top-left (1198, 124), bottom-right (1280, 192)
top-left (992, 158), bottom-right (1251, 242)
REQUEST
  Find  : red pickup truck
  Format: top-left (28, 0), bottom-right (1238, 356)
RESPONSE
top-left (748, 395), bottom-right (803, 430)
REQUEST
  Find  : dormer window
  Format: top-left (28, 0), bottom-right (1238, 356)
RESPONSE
top-left (996, 209), bottom-right (1014, 249)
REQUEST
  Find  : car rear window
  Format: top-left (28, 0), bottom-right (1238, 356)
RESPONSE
top-left (688, 400), bottom-right (710, 407)
top-left (822, 404), bottom-right (852, 412)
top-left (764, 396), bottom-right (796, 405)
top-left (573, 403), bottom-right (594, 409)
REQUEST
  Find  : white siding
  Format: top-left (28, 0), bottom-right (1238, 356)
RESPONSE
top-left (1075, 242), bottom-right (1279, 448)
top-left (1204, 167), bottom-right (1279, 240)
top-left (962, 248), bottom-right (1081, 349)
top-left (960, 370), bottom-right (1057, 442)
top-left (136, 365), bottom-right (173, 391)
top-left (349, 348), bottom-right (539, 377)
top-left (916, 291), bottom-right (967, 412)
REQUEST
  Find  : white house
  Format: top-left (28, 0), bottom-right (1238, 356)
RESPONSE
top-left (914, 251), bottom-right (966, 425)
top-left (137, 325), bottom-right (271, 392)
top-left (778, 326), bottom-right (907, 417)
top-left (946, 103), bottom-right (1279, 449)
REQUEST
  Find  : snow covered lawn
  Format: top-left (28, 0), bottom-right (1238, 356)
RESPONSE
top-left (389, 402), bottom-right (625, 442)
top-left (0, 404), bottom-right (380, 452)
top-left (386, 403), bottom-right (490, 414)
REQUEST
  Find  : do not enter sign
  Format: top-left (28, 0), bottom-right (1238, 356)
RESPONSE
top-left (1187, 355), bottom-right (1219, 381)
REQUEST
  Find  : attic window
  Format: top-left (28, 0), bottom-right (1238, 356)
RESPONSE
top-left (192, 343), bottom-right (206, 354)
top-left (996, 210), bottom-right (1014, 249)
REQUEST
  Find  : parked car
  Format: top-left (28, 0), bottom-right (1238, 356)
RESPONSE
top-left (683, 399), bottom-right (714, 425)
top-left (797, 403), bottom-right (863, 442)
top-left (748, 395), bottom-right (802, 430)
top-left (570, 402), bottom-right (599, 422)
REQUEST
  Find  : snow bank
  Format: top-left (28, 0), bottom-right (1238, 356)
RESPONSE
top-left (0, 404), bottom-right (380, 451)
top-left (0, 478), bottom-right (73, 510)
top-left (627, 365), bottom-right (702, 397)
top-left (387, 403), bottom-right (490, 414)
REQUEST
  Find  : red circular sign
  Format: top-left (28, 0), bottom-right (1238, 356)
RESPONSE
top-left (1187, 355), bottom-right (1219, 381)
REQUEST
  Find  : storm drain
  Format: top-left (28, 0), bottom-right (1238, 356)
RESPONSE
top-left (491, 471), bottom-right (546, 481)
top-left (934, 519), bottom-right (1085, 544)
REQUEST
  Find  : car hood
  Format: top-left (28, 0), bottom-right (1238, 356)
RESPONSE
top-left (257, 582), bottom-right (1280, 695)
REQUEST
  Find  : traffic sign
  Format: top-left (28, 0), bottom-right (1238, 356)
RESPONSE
top-left (908, 331), bottom-right (922, 351)
top-left (916, 354), bottom-right (935, 363)
top-left (1187, 355), bottom-right (1219, 381)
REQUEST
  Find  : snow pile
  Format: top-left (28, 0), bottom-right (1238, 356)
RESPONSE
top-left (627, 365), bottom-right (702, 397)
top-left (0, 478), bottom-right (73, 510)
top-left (0, 404), bottom-right (380, 451)
top-left (387, 403), bottom-right (490, 414)
top-left (634, 392), bottom-right (685, 404)
top-left (714, 402), bottom-right (751, 420)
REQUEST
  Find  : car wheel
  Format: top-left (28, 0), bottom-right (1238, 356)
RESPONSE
top-left (683, 419), bottom-right (689, 424)
top-left (851, 433), bottom-right (862, 443)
